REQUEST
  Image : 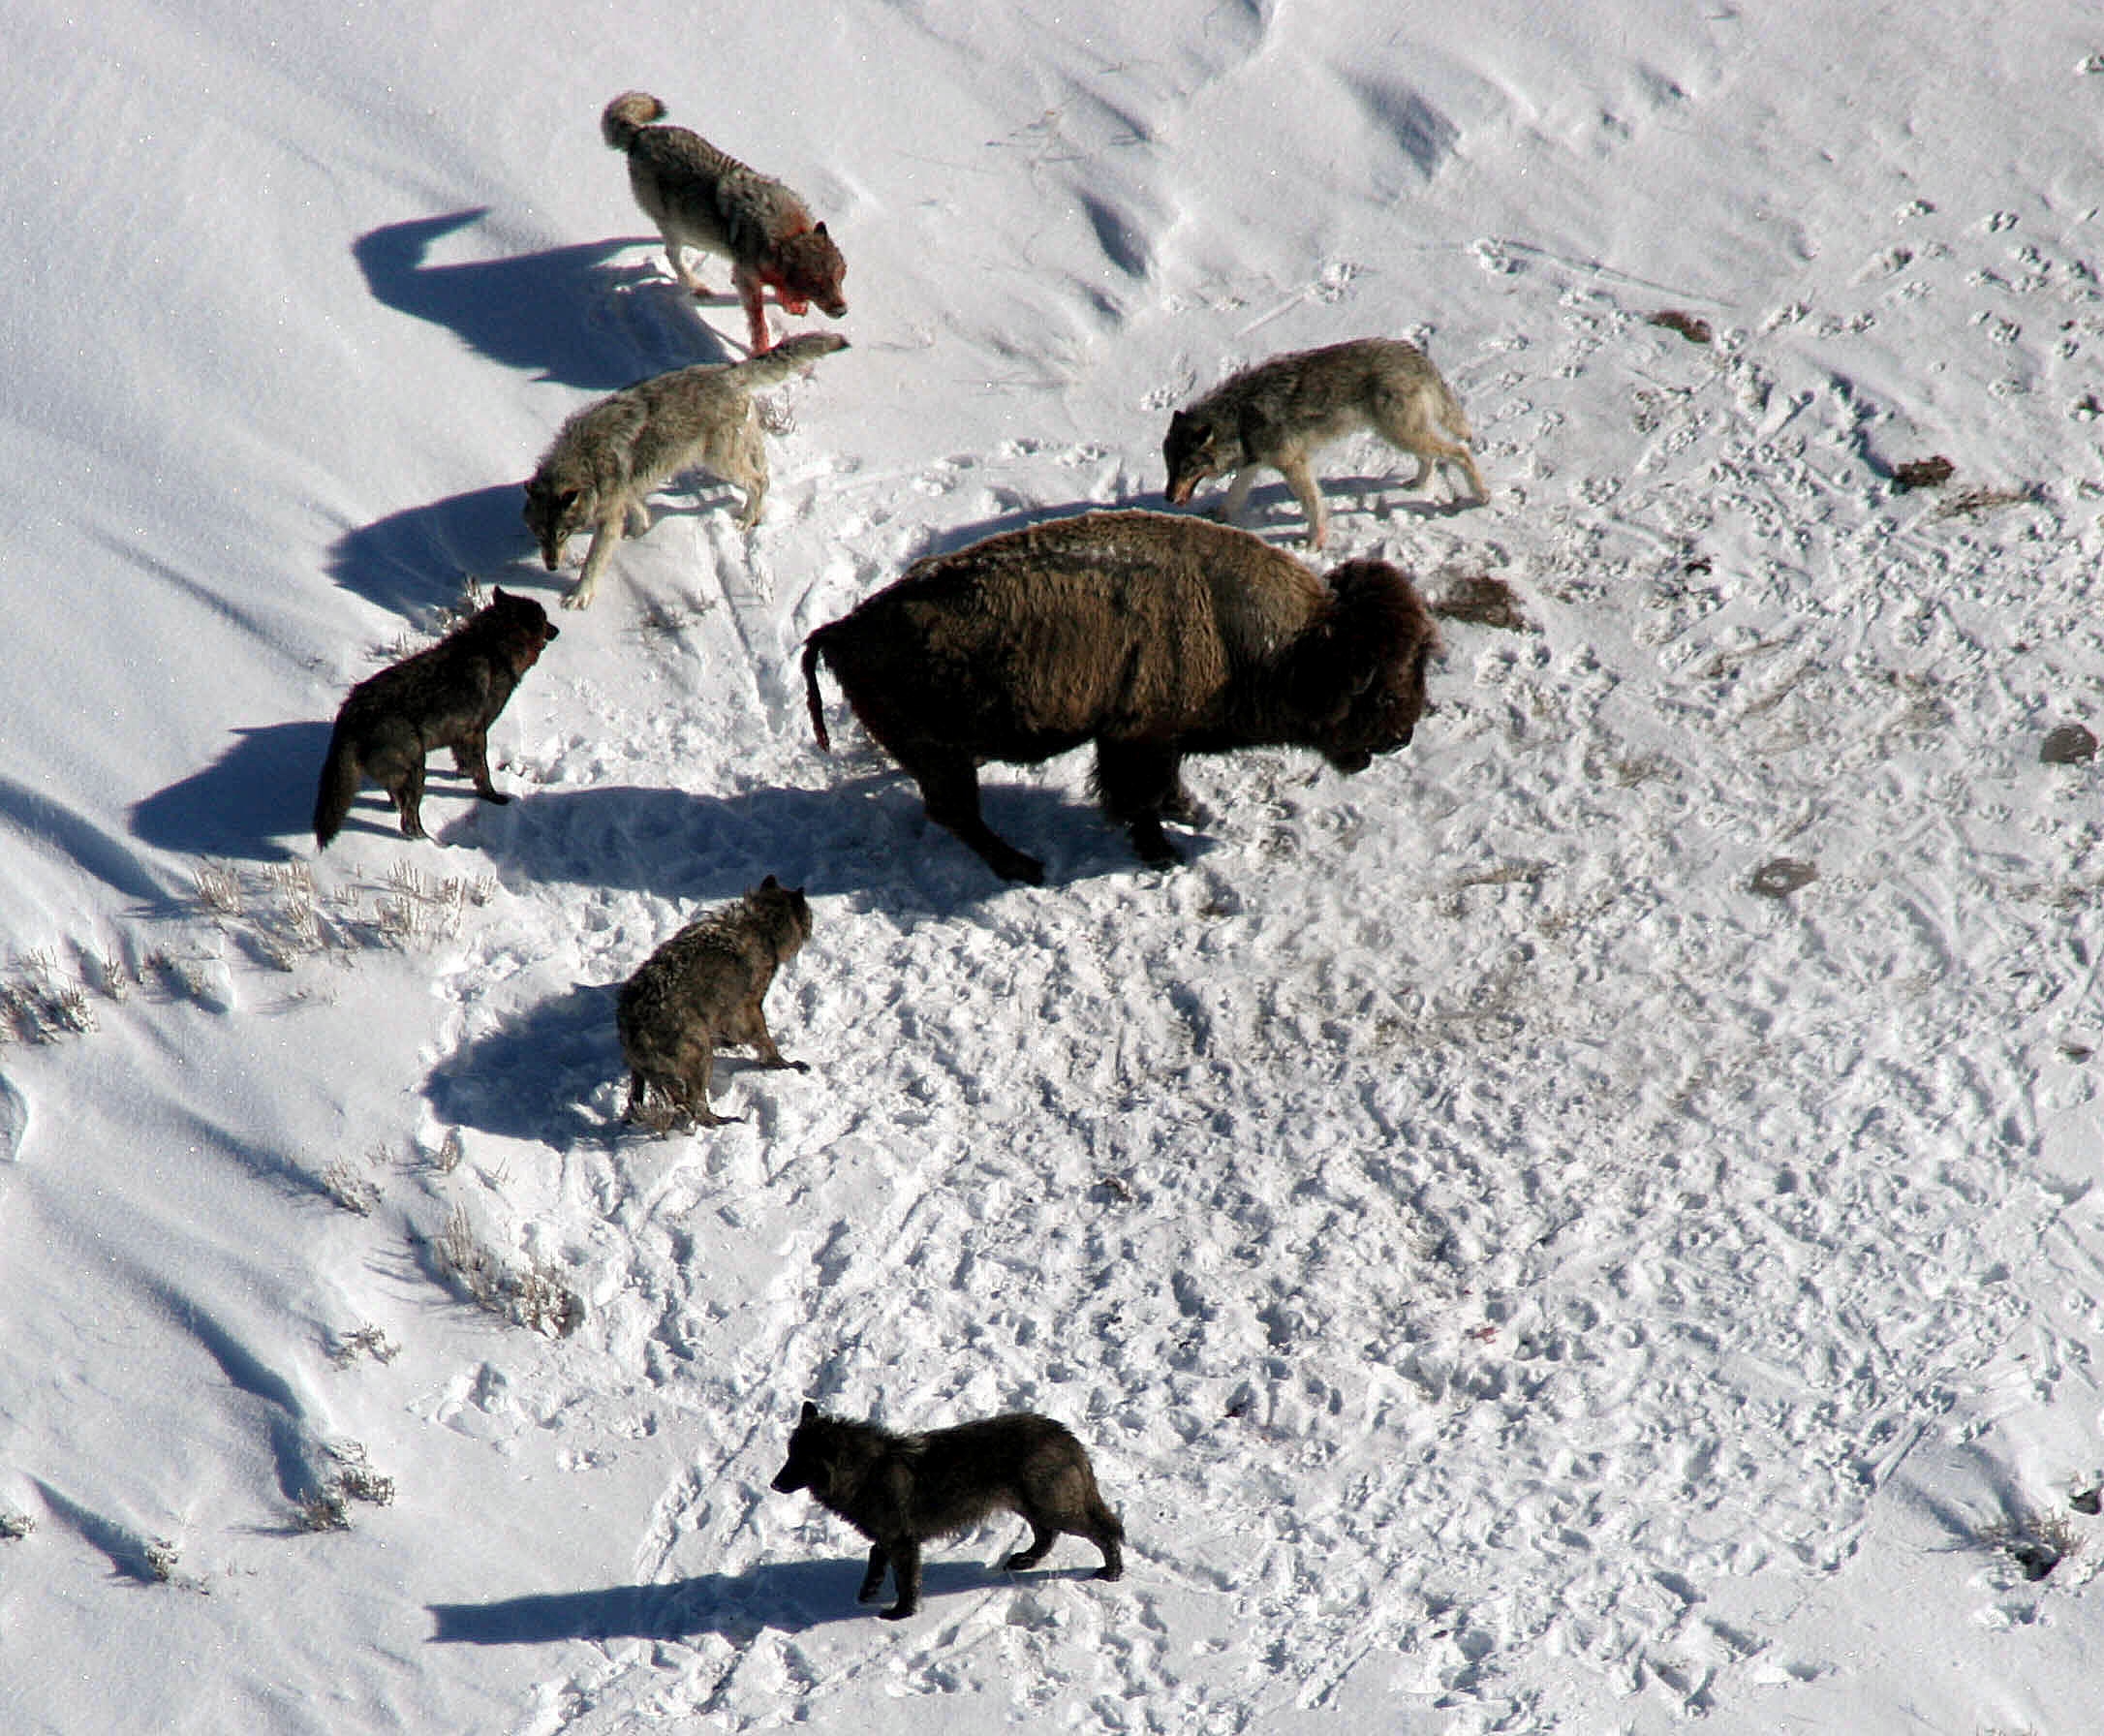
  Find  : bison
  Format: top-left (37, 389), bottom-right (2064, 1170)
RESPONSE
top-left (799, 510), bottom-right (1439, 884)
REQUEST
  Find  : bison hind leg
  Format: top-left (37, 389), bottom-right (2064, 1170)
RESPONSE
top-left (905, 745), bottom-right (1045, 885)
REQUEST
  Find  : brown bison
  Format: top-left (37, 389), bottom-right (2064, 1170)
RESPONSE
top-left (800, 510), bottom-right (1439, 884)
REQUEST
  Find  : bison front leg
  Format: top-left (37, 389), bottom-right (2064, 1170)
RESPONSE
top-left (1094, 740), bottom-right (1190, 869)
top-left (908, 747), bottom-right (1045, 885)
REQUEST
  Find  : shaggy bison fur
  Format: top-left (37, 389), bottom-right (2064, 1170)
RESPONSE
top-left (800, 510), bottom-right (1439, 883)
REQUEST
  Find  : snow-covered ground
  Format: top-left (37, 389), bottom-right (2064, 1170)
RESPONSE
top-left (6, 2), bottom-right (2104, 1729)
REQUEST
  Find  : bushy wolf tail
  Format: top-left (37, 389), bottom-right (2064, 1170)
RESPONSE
top-left (313, 722), bottom-right (361, 849)
top-left (801, 630), bottom-right (834, 752)
top-left (728, 330), bottom-right (850, 390)
top-left (601, 91), bottom-right (668, 152)
top-left (1434, 378), bottom-right (1475, 444)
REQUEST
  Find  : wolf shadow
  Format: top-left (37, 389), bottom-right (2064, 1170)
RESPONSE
top-left (129, 722), bottom-right (334, 863)
top-left (427, 1556), bottom-right (1055, 1644)
top-left (353, 208), bottom-right (723, 390)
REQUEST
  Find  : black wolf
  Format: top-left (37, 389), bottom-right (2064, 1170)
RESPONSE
top-left (770, 1403), bottom-right (1125, 1619)
top-left (313, 587), bottom-right (556, 848)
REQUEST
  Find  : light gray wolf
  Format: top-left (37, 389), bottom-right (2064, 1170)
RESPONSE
top-left (616, 876), bottom-right (813, 1130)
top-left (522, 330), bottom-right (848, 609)
top-left (1163, 337), bottom-right (1487, 548)
top-left (602, 90), bottom-right (848, 356)
top-left (802, 510), bottom-right (1439, 884)
top-left (770, 1403), bottom-right (1125, 1620)
top-left (313, 588), bottom-right (557, 848)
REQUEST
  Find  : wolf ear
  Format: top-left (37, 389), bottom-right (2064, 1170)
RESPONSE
top-left (761, 874), bottom-right (780, 889)
top-left (815, 221), bottom-right (829, 236)
top-left (800, 1400), bottom-right (819, 1423)
top-left (492, 586), bottom-right (510, 604)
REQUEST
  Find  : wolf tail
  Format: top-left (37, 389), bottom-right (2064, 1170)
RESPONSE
top-left (601, 90), bottom-right (668, 152)
top-left (1435, 378), bottom-right (1475, 445)
top-left (312, 721), bottom-right (362, 850)
top-left (801, 632), bottom-right (833, 752)
top-left (730, 331), bottom-right (850, 391)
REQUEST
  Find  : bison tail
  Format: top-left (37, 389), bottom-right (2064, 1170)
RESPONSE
top-left (801, 633), bottom-right (833, 752)
top-left (312, 721), bottom-right (361, 850)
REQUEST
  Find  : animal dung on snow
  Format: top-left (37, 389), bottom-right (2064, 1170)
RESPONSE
top-left (801, 510), bottom-right (1439, 884)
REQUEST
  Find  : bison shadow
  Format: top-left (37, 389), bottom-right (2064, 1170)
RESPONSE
top-left (129, 721), bottom-right (334, 864)
top-left (481, 774), bottom-right (1192, 906)
top-left (427, 1555), bottom-right (1092, 1644)
top-left (353, 208), bottom-right (725, 391)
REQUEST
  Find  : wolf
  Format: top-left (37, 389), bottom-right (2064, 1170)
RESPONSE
top-left (616, 877), bottom-right (814, 1131)
top-left (770, 1403), bottom-right (1125, 1620)
top-left (522, 330), bottom-right (848, 609)
top-left (313, 588), bottom-right (557, 849)
top-left (803, 511), bottom-right (1439, 884)
top-left (1163, 337), bottom-right (1487, 548)
top-left (602, 90), bottom-right (848, 356)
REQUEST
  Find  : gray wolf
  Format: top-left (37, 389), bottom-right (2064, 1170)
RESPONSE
top-left (602, 91), bottom-right (848, 356)
top-left (801, 510), bottom-right (1439, 884)
top-left (522, 330), bottom-right (848, 609)
top-left (313, 588), bottom-right (557, 848)
top-left (770, 1403), bottom-right (1125, 1620)
top-left (1163, 337), bottom-right (1487, 548)
top-left (616, 876), bottom-right (813, 1130)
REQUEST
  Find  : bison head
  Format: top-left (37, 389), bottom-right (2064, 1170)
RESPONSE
top-left (1290, 559), bottom-right (1440, 771)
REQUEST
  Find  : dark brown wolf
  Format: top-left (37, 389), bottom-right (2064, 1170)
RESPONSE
top-left (313, 588), bottom-right (557, 848)
top-left (616, 877), bottom-right (813, 1130)
top-left (802, 510), bottom-right (1439, 883)
top-left (602, 91), bottom-right (848, 356)
top-left (770, 1403), bottom-right (1125, 1619)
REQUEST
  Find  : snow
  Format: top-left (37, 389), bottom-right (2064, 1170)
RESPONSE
top-left (5, 0), bottom-right (2104, 1729)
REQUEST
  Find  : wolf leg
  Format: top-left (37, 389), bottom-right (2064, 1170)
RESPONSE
top-left (387, 759), bottom-right (430, 840)
top-left (622, 1070), bottom-right (652, 1124)
top-left (857, 1543), bottom-right (889, 1602)
top-left (732, 265), bottom-right (774, 355)
top-left (564, 515), bottom-right (628, 610)
top-left (674, 1038), bottom-right (745, 1128)
top-left (1089, 1503), bottom-right (1126, 1580)
top-left (1220, 468), bottom-right (1256, 524)
top-left (659, 230), bottom-right (710, 295)
top-left (451, 731), bottom-right (510, 805)
top-left (722, 427), bottom-right (769, 528)
top-left (881, 1540), bottom-right (922, 1619)
top-left (1006, 1523), bottom-right (1057, 1571)
top-left (1276, 454), bottom-right (1330, 548)
top-left (733, 995), bottom-right (809, 1071)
